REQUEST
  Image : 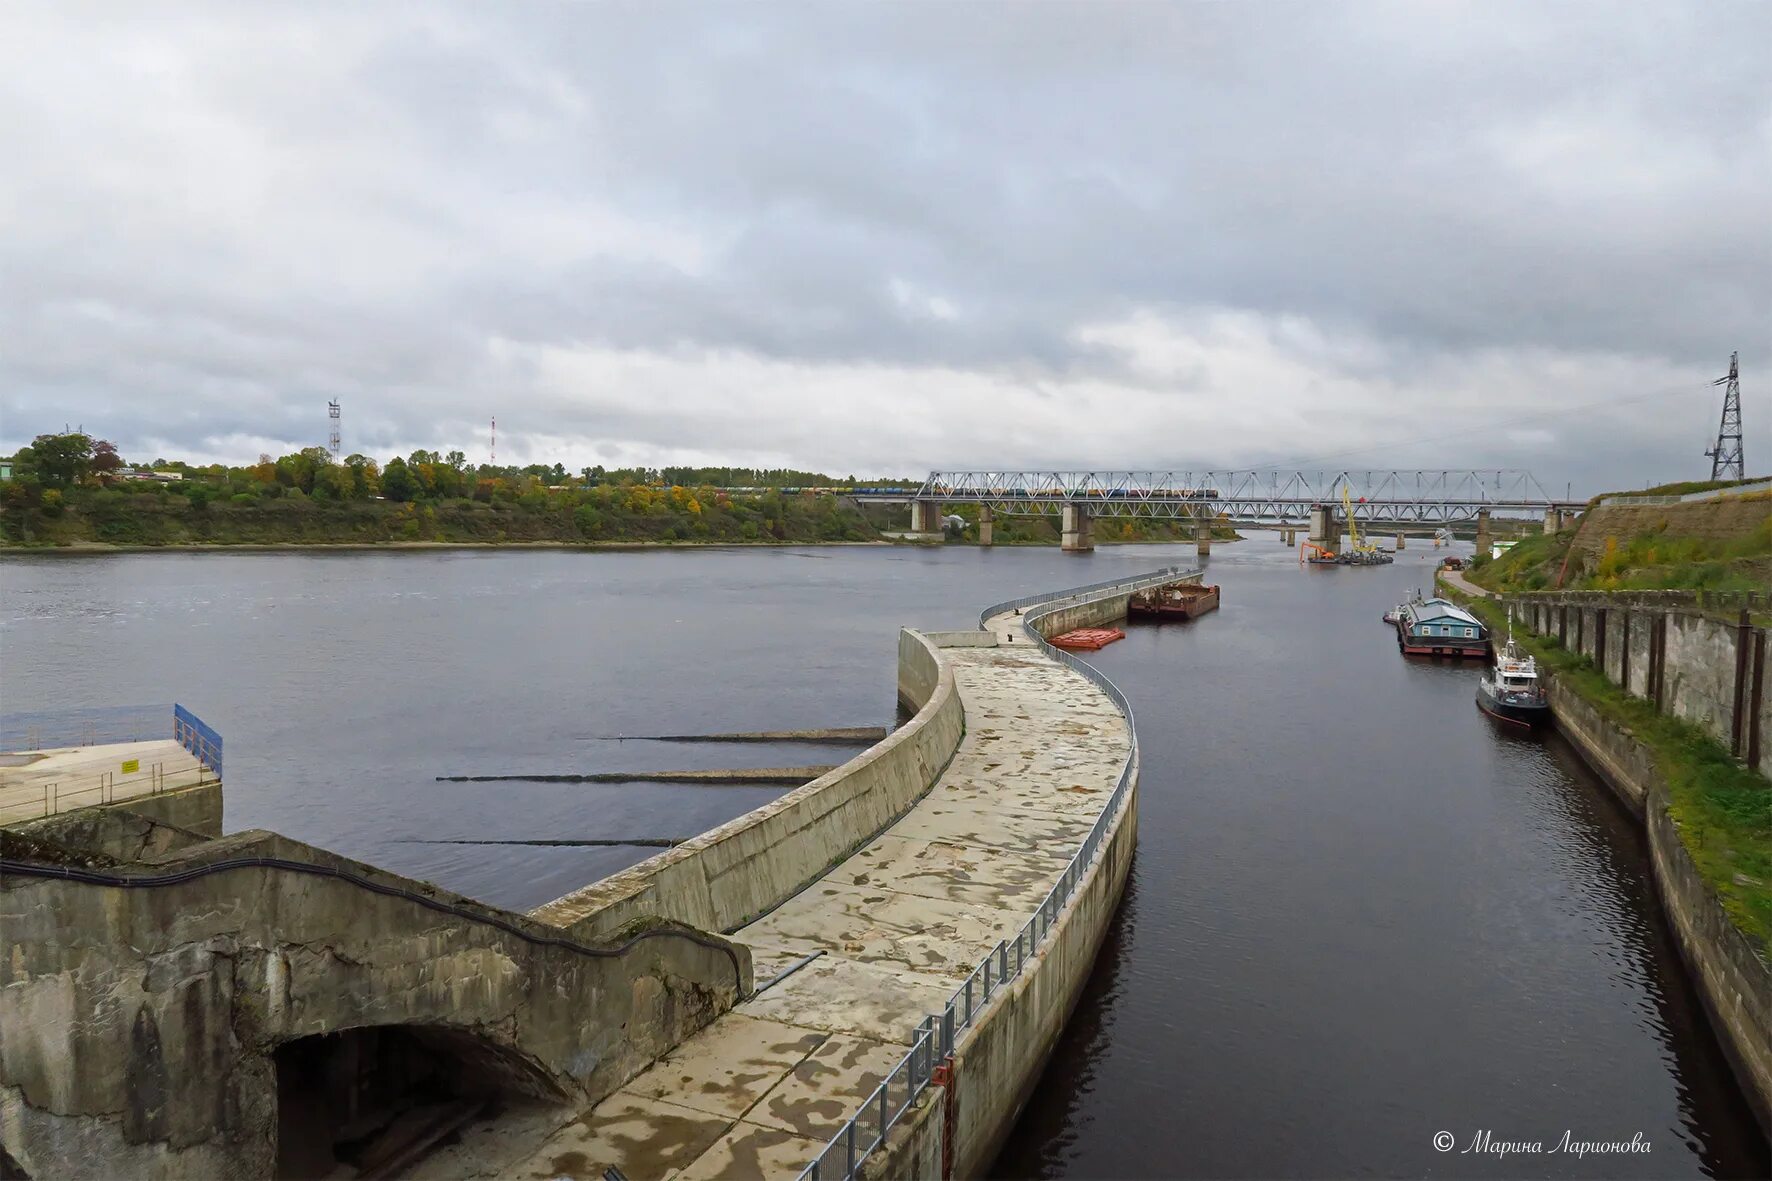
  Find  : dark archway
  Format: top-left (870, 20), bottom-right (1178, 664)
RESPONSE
top-left (0, 1141), bottom-right (30, 1180)
top-left (273, 1025), bottom-right (567, 1179)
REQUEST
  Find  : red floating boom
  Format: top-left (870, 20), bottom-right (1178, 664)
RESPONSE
top-left (1049, 627), bottom-right (1125, 651)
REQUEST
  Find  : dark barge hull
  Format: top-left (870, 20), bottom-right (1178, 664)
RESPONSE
top-left (1128, 585), bottom-right (1220, 621)
top-left (1393, 620), bottom-right (1489, 658)
top-left (1476, 686), bottom-right (1550, 729)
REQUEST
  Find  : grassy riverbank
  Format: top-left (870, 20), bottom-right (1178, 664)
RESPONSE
top-left (1470, 488), bottom-right (1771, 594)
top-left (1452, 588), bottom-right (1772, 948)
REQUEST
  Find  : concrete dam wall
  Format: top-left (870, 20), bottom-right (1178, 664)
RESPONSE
top-left (3, 567), bottom-right (1190, 1180)
top-left (0, 800), bottom-right (748, 1179)
top-left (531, 627), bottom-right (965, 941)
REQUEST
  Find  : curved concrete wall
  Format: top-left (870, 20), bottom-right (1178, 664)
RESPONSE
top-left (534, 628), bottom-right (965, 941)
top-left (863, 582), bottom-right (1146, 1180)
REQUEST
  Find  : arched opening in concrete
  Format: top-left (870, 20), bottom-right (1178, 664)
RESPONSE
top-left (273, 1025), bottom-right (566, 1179)
top-left (0, 1141), bottom-right (30, 1180)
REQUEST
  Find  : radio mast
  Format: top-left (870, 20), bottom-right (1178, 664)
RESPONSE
top-left (327, 400), bottom-right (341, 457)
top-left (1704, 352), bottom-right (1744, 481)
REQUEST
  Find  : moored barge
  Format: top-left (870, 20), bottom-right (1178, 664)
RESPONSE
top-left (1129, 583), bottom-right (1220, 620)
top-left (1394, 597), bottom-right (1489, 658)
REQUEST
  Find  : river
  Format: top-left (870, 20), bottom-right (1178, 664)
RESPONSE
top-left (2, 541), bottom-right (1765, 1177)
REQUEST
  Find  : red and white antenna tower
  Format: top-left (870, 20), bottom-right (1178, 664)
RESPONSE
top-left (490, 417), bottom-right (496, 466)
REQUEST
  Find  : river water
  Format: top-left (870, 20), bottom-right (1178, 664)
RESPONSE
top-left (2, 542), bottom-right (1765, 1177)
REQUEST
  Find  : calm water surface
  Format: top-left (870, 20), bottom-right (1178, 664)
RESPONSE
top-left (2, 542), bottom-right (1764, 1177)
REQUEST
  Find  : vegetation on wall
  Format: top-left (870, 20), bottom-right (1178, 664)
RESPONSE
top-left (1451, 591), bottom-right (1772, 949)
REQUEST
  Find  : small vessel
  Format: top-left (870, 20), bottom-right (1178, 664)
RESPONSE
top-left (1382, 589), bottom-right (1424, 625)
top-left (1050, 627), bottom-right (1125, 651)
top-left (1129, 583), bottom-right (1220, 620)
top-left (1477, 631), bottom-right (1549, 728)
top-left (1394, 596), bottom-right (1489, 658)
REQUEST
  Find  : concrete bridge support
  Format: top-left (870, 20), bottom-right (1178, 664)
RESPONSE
top-left (978, 504), bottom-right (994, 547)
top-left (1544, 508), bottom-right (1563, 534)
top-left (1061, 504), bottom-right (1095, 553)
top-left (1396, 533), bottom-right (1405, 551)
top-left (1309, 504), bottom-right (1340, 555)
top-left (909, 499), bottom-right (942, 539)
top-left (1476, 508), bottom-right (1492, 555)
top-left (1195, 515), bottom-right (1212, 557)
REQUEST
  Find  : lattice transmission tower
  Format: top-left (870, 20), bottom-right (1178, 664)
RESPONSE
top-left (327, 400), bottom-right (341, 457)
top-left (1705, 352), bottom-right (1743, 481)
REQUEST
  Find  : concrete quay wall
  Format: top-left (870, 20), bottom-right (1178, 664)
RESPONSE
top-left (1504, 591), bottom-right (1770, 779)
top-left (1541, 670), bottom-right (1772, 1137)
top-left (532, 628), bottom-right (964, 941)
top-left (865, 583), bottom-right (1148, 1180)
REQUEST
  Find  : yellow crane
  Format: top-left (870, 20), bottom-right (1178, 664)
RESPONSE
top-left (1341, 484), bottom-right (1380, 557)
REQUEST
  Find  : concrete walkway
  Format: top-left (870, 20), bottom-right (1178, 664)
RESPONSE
top-left (1436, 567), bottom-right (1494, 599)
top-left (0, 739), bottom-right (205, 825)
top-left (445, 633), bottom-right (1129, 1181)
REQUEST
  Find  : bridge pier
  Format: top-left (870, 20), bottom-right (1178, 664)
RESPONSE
top-left (978, 504), bottom-right (994, 547)
top-left (909, 499), bottom-right (942, 539)
top-left (1061, 504), bottom-right (1095, 553)
top-left (1544, 508), bottom-right (1563, 534)
top-left (1476, 508), bottom-right (1492, 555)
top-left (1309, 504), bottom-right (1340, 555)
top-left (1395, 533), bottom-right (1405, 551)
top-left (1195, 515), bottom-right (1212, 557)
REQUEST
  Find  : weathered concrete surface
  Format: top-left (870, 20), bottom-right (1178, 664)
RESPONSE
top-left (535, 630), bottom-right (965, 941)
top-left (0, 815), bottom-right (749, 1179)
top-left (0, 739), bottom-right (207, 825)
top-left (472, 597), bottom-right (1135, 1181)
top-left (1543, 669), bottom-right (1772, 1138)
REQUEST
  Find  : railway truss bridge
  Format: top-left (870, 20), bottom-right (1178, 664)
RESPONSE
top-left (853, 470), bottom-right (1587, 553)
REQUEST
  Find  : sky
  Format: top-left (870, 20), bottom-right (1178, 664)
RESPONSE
top-left (1, 1), bottom-right (1767, 493)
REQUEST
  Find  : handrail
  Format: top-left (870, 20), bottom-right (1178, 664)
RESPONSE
top-left (0, 854), bottom-right (748, 992)
top-left (798, 568), bottom-right (1188, 1180)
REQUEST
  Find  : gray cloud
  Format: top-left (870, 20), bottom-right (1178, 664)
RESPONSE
top-left (1, 1), bottom-right (1767, 491)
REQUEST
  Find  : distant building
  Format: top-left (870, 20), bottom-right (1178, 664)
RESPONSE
top-left (0, 460), bottom-right (13, 481)
top-left (120, 469), bottom-right (182, 483)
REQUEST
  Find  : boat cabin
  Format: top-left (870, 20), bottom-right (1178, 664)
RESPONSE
top-left (1400, 598), bottom-right (1484, 642)
top-left (1394, 597), bottom-right (1490, 657)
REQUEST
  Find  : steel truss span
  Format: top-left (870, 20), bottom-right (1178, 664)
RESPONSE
top-left (879, 470), bottom-right (1582, 524)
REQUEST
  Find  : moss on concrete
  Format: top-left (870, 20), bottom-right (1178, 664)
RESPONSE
top-left (1457, 592), bottom-right (1772, 948)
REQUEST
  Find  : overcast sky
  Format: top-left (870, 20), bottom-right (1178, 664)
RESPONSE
top-left (2, 2), bottom-right (1767, 492)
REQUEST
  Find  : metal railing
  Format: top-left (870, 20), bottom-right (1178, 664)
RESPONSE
top-left (1, 704), bottom-right (224, 825)
top-left (796, 568), bottom-right (1188, 1180)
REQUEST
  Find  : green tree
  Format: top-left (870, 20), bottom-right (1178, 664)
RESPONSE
top-left (380, 456), bottom-right (420, 501)
top-left (30, 433), bottom-right (93, 488)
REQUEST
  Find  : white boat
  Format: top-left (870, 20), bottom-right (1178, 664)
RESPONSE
top-left (1477, 632), bottom-right (1549, 728)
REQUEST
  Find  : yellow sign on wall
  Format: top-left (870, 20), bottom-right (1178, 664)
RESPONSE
top-left (121, 759), bottom-right (140, 774)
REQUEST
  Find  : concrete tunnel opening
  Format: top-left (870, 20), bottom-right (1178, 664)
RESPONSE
top-left (272, 1025), bottom-right (567, 1179)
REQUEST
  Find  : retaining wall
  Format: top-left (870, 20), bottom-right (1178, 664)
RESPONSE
top-left (1541, 669), bottom-right (1772, 1137)
top-left (533, 628), bottom-right (965, 940)
top-left (1504, 591), bottom-right (1770, 779)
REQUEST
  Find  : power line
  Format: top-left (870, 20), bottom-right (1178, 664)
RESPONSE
top-left (1246, 379), bottom-right (1708, 471)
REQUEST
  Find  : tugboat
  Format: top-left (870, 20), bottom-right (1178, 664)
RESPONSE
top-left (1476, 630), bottom-right (1549, 728)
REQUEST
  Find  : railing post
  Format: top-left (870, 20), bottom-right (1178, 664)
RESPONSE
top-left (845, 1121), bottom-right (856, 1178)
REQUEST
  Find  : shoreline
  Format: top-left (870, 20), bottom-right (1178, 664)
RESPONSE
top-left (0, 536), bottom-right (1241, 556)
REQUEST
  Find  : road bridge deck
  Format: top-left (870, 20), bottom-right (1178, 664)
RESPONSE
top-left (439, 631), bottom-right (1128, 1180)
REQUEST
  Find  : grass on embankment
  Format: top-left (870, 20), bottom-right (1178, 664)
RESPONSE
top-left (1453, 590), bottom-right (1772, 950)
top-left (1470, 495), bottom-right (1772, 596)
